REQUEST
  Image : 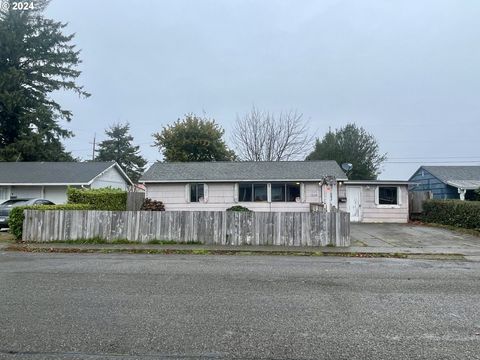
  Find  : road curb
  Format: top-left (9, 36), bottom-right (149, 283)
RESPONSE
top-left (5, 244), bottom-right (468, 260)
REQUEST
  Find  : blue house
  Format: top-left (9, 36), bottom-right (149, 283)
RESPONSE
top-left (409, 166), bottom-right (480, 200)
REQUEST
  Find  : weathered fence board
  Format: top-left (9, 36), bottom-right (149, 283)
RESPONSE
top-left (22, 210), bottom-right (350, 247)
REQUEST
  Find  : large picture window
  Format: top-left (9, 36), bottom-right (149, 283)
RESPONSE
top-left (378, 186), bottom-right (398, 205)
top-left (190, 183), bottom-right (205, 202)
top-left (238, 183), bottom-right (267, 202)
top-left (271, 183), bottom-right (301, 202)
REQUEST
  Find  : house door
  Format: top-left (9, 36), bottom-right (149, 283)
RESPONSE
top-left (346, 186), bottom-right (362, 222)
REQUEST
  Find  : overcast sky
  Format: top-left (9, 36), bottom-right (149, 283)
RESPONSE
top-left (46, 0), bottom-right (480, 180)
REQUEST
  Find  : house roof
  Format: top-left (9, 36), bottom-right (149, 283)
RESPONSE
top-left (0, 161), bottom-right (132, 185)
top-left (140, 161), bottom-right (348, 183)
top-left (413, 166), bottom-right (480, 190)
top-left (345, 180), bottom-right (411, 186)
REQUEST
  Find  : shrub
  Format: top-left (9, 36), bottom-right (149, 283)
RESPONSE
top-left (422, 200), bottom-right (480, 230)
top-left (140, 198), bottom-right (165, 211)
top-left (9, 204), bottom-right (94, 241)
top-left (226, 205), bottom-right (252, 212)
top-left (67, 187), bottom-right (127, 211)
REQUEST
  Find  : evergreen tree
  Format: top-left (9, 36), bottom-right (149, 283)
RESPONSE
top-left (0, 0), bottom-right (89, 161)
top-left (306, 123), bottom-right (387, 180)
top-left (153, 114), bottom-right (236, 162)
top-left (96, 123), bottom-right (147, 183)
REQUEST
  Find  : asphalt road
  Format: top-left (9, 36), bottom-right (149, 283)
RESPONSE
top-left (0, 253), bottom-right (479, 360)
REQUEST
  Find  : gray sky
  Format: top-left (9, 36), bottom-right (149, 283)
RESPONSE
top-left (46, 0), bottom-right (480, 180)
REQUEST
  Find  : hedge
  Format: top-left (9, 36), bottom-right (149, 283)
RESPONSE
top-left (9, 204), bottom-right (94, 240)
top-left (422, 200), bottom-right (480, 230)
top-left (67, 187), bottom-right (127, 211)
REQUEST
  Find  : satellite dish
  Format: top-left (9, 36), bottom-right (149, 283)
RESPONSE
top-left (341, 163), bottom-right (353, 172)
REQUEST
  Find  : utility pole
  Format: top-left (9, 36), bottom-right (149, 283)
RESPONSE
top-left (90, 133), bottom-right (96, 162)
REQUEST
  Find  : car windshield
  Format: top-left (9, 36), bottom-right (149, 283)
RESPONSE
top-left (0, 200), bottom-right (30, 207)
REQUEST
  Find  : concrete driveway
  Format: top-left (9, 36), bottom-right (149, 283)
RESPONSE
top-left (351, 223), bottom-right (480, 254)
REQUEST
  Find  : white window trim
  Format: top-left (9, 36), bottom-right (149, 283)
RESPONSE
top-left (375, 186), bottom-right (401, 208)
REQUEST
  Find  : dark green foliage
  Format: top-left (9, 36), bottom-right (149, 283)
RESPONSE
top-left (226, 205), bottom-right (252, 212)
top-left (153, 114), bottom-right (236, 162)
top-left (95, 123), bottom-right (147, 183)
top-left (306, 123), bottom-right (387, 180)
top-left (0, 0), bottom-right (89, 161)
top-left (140, 198), bottom-right (165, 211)
top-left (9, 203), bottom-right (93, 240)
top-left (422, 200), bottom-right (480, 230)
top-left (67, 187), bottom-right (127, 211)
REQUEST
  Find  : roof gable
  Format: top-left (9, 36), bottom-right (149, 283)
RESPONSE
top-left (0, 161), bottom-right (132, 185)
top-left (140, 161), bottom-right (348, 183)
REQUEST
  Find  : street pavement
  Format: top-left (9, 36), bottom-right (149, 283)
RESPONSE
top-left (0, 252), bottom-right (479, 359)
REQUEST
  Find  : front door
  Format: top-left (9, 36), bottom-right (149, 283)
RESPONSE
top-left (346, 186), bottom-right (362, 222)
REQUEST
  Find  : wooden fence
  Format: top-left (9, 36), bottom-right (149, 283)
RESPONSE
top-left (126, 192), bottom-right (145, 211)
top-left (22, 210), bottom-right (350, 247)
top-left (409, 191), bottom-right (432, 215)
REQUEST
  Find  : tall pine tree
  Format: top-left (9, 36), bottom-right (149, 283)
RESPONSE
top-left (0, 0), bottom-right (89, 161)
top-left (96, 123), bottom-right (147, 183)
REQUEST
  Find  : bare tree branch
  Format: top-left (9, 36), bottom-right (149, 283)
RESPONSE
top-left (231, 106), bottom-right (315, 161)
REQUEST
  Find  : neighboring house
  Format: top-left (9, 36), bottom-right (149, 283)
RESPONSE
top-left (409, 166), bottom-right (480, 200)
top-left (338, 180), bottom-right (410, 223)
top-left (0, 161), bottom-right (133, 204)
top-left (140, 161), bottom-right (348, 212)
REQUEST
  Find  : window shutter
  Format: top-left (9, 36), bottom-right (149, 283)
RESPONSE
top-left (397, 187), bottom-right (402, 205)
top-left (267, 183), bottom-right (272, 203)
top-left (374, 187), bottom-right (379, 205)
top-left (185, 184), bottom-right (190, 203)
top-left (203, 183), bottom-right (209, 203)
top-left (300, 183), bottom-right (306, 203)
top-left (234, 183), bottom-right (239, 202)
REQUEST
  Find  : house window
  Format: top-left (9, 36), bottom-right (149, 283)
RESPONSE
top-left (271, 183), bottom-right (301, 202)
top-left (190, 184), bottom-right (204, 202)
top-left (238, 183), bottom-right (267, 202)
top-left (378, 186), bottom-right (398, 205)
top-left (271, 184), bottom-right (285, 202)
top-left (254, 184), bottom-right (267, 201)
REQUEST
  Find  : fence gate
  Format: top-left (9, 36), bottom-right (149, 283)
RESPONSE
top-left (409, 191), bottom-right (432, 216)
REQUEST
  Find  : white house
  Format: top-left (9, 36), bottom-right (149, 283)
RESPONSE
top-left (338, 180), bottom-right (410, 223)
top-left (0, 161), bottom-right (133, 204)
top-left (140, 161), bottom-right (348, 212)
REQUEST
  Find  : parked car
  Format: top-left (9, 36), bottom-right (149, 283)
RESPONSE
top-left (0, 198), bottom-right (55, 229)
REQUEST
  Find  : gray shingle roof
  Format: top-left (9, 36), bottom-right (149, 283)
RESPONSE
top-left (140, 161), bottom-right (348, 182)
top-left (421, 166), bottom-right (480, 184)
top-left (0, 161), bottom-right (121, 184)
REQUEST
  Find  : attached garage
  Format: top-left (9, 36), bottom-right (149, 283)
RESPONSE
top-left (338, 180), bottom-right (410, 223)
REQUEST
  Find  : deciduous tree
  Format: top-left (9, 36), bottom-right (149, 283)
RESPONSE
top-left (153, 114), bottom-right (235, 162)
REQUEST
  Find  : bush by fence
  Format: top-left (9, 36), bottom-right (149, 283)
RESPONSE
top-left (67, 187), bottom-right (127, 211)
top-left (422, 200), bottom-right (480, 230)
top-left (226, 205), bottom-right (251, 212)
top-left (10, 204), bottom-right (94, 240)
top-left (140, 198), bottom-right (165, 211)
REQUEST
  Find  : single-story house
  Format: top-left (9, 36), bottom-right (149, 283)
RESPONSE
top-left (409, 166), bottom-right (480, 200)
top-left (0, 161), bottom-right (133, 204)
top-left (140, 161), bottom-right (409, 222)
top-left (140, 161), bottom-right (347, 212)
top-left (338, 180), bottom-right (410, 223)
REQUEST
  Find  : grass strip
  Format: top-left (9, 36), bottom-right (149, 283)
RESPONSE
top-left (5, 244), bottom-right (465, 260)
